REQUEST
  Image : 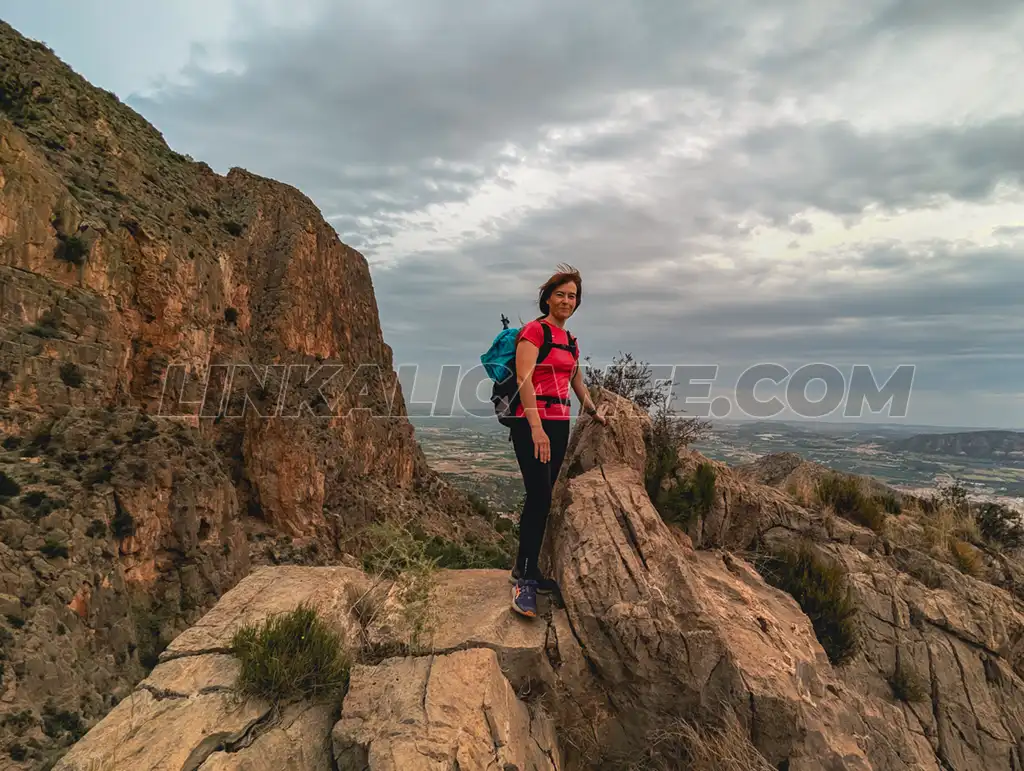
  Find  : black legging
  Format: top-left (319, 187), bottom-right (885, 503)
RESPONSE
top-left (510, 417), bottom-right (570, 577)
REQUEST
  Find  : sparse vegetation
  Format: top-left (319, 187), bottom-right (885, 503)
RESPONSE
top-left (54, 233), bottom-right (89, 265)
top-left (975, 502), bottom-right (1024, 549)
top-left (653, 462), bottom-right (717, 529)
top-left (59, 361), bottom-right (83, 388)
top-left (355, 520), bottom-right (453, 652)
top-left (221, 220), bottom-right (243, 236)
top-left (949, 539), bottom-right (983, 577)
top-left (755, 542), bottom-right (859, 666)
top-left (558, 706), bottom-right (773, 771)
top-left (814, 473), bottom-right (887, 533)
top-left (889, 655), bottom-right (928, 703)
top-left (41, 699), bottom-right (85, 742)
top-left (230, 603), bottom-right (351, 703)
top-left (224, 306), bottom-right (239, 325)
top-left (876, 491), bottom-right (902, 515)
top-left (39, 538), bottom-right (69, 559)
top-left (0, 471), bottom-right (20, 497)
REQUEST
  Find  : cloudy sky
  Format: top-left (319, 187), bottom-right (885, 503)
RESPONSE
top-left (4, 0), bottom-right (1023, 427)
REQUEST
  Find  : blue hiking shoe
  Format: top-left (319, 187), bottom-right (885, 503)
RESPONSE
top-left (511, 579), bottom-right (539, 618)
top-left (509, 565), bottom-right (557, 595)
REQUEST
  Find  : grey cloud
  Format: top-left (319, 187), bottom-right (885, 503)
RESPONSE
top-left (129, 0), bottom-right (756, 226)
top-left (114, 0), bottom-right (1024, 424)
top-left (994, 226), bottom-right (1024, 237)
top-left (374, 184), bottom-right (1023, 396)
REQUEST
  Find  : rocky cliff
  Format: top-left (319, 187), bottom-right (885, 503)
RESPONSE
top-left (0, 20), bottom-right (501, 769)
top-left (49, 390), bottom-right (1024, 770)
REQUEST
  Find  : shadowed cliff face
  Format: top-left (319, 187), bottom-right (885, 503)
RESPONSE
top-left (0, 20), bottom-right (498, 769)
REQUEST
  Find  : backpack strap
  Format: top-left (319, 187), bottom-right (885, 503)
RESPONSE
top-left (536, 320), bottom-right (554, 364)
top-left (565, 331), bottom-right (578, 360)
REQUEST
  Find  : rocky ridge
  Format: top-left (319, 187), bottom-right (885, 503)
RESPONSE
top-left (53, 389), bottom-right (1024, 770)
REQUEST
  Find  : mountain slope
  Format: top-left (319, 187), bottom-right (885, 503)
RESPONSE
top-left (888, 430), bottom-right (1024, 459)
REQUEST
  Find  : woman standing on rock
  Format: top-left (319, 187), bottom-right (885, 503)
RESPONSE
top-left (509, 264), bottom-right (607, 618)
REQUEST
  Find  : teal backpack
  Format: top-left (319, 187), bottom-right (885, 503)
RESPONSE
top-left (481, 315), bottom-right (577, 427)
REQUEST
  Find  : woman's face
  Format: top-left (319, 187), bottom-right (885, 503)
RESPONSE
top-left (548, 281), bottom-right (578, 320)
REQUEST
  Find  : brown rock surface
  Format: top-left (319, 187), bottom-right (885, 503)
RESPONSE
top-left (53, 565), bottom-right (563, 771)
top-left (544, 392), bottom-right (894, 768)
top-left (641, 409), bottom-right (1024, 770)
top-left (334, 648), bottom-right (560, 771)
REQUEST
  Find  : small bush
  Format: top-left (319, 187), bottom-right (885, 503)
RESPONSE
top-left (222, 220), bottom-right (244, 236)
top-left (20, 491), bottom-right (65, 520)
top-left (26, 311), bottom-right (61, 338)
top-left (0, 471), bottom-right (20, 497)
top-left (975, 502), bottom-right (1024, 549)
top-left (83, 463), bottom-right (114, 486)
top-left (757, 543), bottom-right (859, 666)
top-left (224, 307), bottom-right (239, 325)
top-left (938, 478), bottom-right (970, 514)
top-left (41, 699), bottom-right (85, 742)
top-left (950, 540), bottom-right (983, 577)
top-left (654, 462), bottom-right (717, 529)
top-left (231, 603), bottom-right (350, 703)
top-left (59, 361), bottom-right (83, 388)
top-left (466, 491), bottom-right (490, 519)
top-left (54, 234), bottom-right (89, 265)
top-left (815, 474), bottom-right (886, 532)
top-left (39, 538), bottom-right (69, 559)
top-left (889, 656), bottom-right (928, 702)
top-left (111, 498), bottom-right (135, 538)
top-left (875, 491), bottom-right (902, 515)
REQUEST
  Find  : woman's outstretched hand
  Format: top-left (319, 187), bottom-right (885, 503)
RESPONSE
top-left (531, 424), bottom-right (551, 463)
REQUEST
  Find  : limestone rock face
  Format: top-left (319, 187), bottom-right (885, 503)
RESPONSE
top-left (53, 567), bottom-right (564, 771)
top-left (333, 648), bottom-right (560, 771)
top-left (544, 392), bottom-right (890, 768)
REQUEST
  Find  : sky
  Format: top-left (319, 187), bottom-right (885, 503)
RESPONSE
top-left (3, 0), bottom-right (1023, 428)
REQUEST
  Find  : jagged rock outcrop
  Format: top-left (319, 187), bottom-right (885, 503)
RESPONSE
top-left (0, 21), bottom-right (499, 768)
top-left (541, 393), bottom-right (936, 769)
top-left (664, 439), bottom-right (1024, 769)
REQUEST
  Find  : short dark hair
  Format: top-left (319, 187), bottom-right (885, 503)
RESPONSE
top-left (537, 263), bottom-right (582, 316)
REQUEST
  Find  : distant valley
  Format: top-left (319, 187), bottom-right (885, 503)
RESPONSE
top-left (411, 416), bottom-right (1024, 514)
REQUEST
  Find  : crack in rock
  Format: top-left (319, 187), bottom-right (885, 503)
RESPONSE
top-left (183, 705), bottom-right (278, 771)
top-left (137, 683), bottom-right (188, 701)
top-left (159, 646), bottom-right (235, 663)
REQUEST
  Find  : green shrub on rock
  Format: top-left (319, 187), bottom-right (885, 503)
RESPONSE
top-left (231, 603), bottom-right (351, 703)
top-left (756, 543), bottom-right (859, 666)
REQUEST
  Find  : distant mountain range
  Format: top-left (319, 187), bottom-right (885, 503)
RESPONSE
top-left (887, 430), bottom-right (1024, 459)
